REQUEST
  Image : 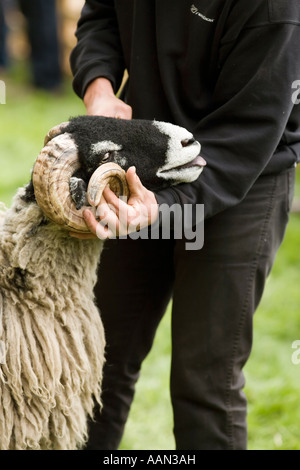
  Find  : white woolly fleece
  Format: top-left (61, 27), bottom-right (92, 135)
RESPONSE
top-left (0, 188), bottom-right (105, 450)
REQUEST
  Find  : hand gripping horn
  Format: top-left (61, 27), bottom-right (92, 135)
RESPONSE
top-left (32, 127), bottom-right (129, 233)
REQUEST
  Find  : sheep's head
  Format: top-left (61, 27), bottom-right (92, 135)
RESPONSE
top-left (32, 116), bottom-right (206, 233)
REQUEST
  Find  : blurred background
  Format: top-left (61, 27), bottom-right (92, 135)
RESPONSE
top-left (1, 0), bottom-right (300, 451)
top-left (0, 0), bottom-right (83, 87)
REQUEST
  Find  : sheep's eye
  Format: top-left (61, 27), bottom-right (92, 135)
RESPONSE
top-left (102, 152), bottom-right (111, 163)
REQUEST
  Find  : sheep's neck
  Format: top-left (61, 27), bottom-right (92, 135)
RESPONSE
top-left (0, 194), bottom-right (103, 297)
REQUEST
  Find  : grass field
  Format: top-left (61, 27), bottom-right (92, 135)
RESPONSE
top-left (1, 66), bottom-right (300, 450)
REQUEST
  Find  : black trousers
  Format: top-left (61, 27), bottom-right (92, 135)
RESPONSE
top-left (86, 168), bottom-right (295, 450)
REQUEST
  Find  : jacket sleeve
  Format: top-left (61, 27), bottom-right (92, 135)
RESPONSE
top-left (155, 19), bottom-right (300, 223)
top-left (70, 0), bottom-right (125, 98)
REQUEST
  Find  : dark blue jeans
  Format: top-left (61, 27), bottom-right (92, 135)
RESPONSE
top-left (87, 167), bottom-right (295, 450)
top-left (18, 0), bottom-right (61, 89)
top-left (0, 1), bottom-right (7, 67)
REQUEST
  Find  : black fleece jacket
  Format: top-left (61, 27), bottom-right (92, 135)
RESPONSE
top-left (70, 0), bottom-right (300, 220)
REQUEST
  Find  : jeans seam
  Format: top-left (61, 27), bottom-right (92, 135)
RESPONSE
top-left (225, 175), bottom-right (278, 450)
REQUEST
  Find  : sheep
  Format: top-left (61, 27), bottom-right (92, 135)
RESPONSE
top-left (0, 115), bottom-right (206, 450)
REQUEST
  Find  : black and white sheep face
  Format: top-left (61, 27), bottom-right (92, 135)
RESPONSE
top-left (152, 121), bottom-right (204, 184)
top-left (64, 116), bottom-right (205, 209)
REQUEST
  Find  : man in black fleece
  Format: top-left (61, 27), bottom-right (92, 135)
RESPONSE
top-left (70, 0), bottom-right (300, 450)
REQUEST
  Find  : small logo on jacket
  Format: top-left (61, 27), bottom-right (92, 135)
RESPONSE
top-left (190, 4), bottom-right (215, 22)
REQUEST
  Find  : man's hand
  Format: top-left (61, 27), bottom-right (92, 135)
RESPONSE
top-left (69, 167), bottom-right (159, 240)
top-left (83, 77), bottom-right (132, 119)
top-left (70, 76), bottom-right (148, 240)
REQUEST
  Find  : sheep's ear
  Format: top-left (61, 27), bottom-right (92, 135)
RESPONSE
top-left (21, 182), bottom-right (36, 204)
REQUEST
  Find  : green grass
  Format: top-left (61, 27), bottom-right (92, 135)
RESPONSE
top-left (0, 63), bottom-right (85, 206)
top-left (1, 66), bottom-right (300, 450)
top-left (245, 215), bottom-right (300, 450)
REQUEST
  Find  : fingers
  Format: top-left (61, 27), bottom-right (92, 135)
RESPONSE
top-left (69, 231), bottom-right (98, 240)
top-left (83, 78), bottom-right (133, 119)
top-left (94, 189), bottom-right (137, 238)
top-left (68, 209), bottom-right (99, 239)
top-left (69, 168), bottom-right (151, 240)
top-left (85, 207), bottom-right (116, 240)
top-left (102, 185), bottom-right (135, 219)
top-left (85, 96), bottom-right (133, 119)
top-left (95, 199), bottom-right (121, 237)
top-left (84, 209), bottom-right (101, 234)
top-left (69, 209), bottom-right (113, 240)
top-left (112, 102), bottom-right (132, 120)
top-left (85, 201), bottom-right (124, 239)
top-left (125, 166), bottom-right (144, 197)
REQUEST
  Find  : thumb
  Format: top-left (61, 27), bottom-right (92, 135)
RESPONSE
top-left (126, 166), bottom-right (144, 196)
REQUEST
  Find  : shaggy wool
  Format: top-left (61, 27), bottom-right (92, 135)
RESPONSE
top-left (0, 189), bottom-right (105, 450)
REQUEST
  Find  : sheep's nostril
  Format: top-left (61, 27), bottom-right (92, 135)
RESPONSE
top-left (181, 138), bottom-right (196, 147)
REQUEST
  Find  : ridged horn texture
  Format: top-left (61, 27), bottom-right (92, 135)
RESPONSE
top-left (32, 133), bottom-right (129, 233)
top-left (44, 121), bottom-right (70, 146)
top-left (87, 163), bottom-right (129, 207)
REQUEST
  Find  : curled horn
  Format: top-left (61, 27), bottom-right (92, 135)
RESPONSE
top-left (44, 121), bottom-right (70, 146)
top-left (32, 128), bottom-right (129, 233)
